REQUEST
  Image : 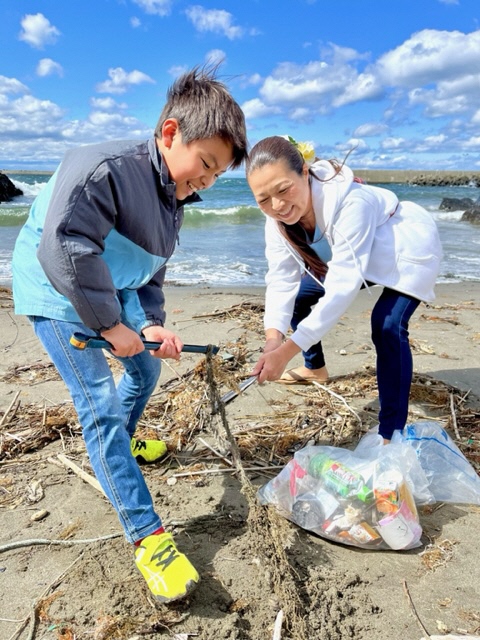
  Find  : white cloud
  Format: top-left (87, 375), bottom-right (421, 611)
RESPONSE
top-left (19, 13), bottom-right (61, 49)
top-left (463, 135), bottom-right (480, 149)
top-left (260, 61), bottom-right (337, 104)
top-left (381, 137), bottom-right (407, 150)
top-left (132, 0), bottom-right (171, 16)
top-left (240, 73), bottom-right (262, 88)
top-left (96, 67), bottom-right (155, 94)
top-left (0, 76), bottom-right (28, 95)
top-left (241, 98), bottom-right (281, 119)
top-left (36, 58), bottom-right (64, 78)
top-left (290, 107), bottom-right (313, 122)
top-left (345, 138), bottom-right (369, 151)
top-left (0, 75), bottom-right (152, 167)
top-left (90, 97), bottom-right (128, 110)
top-left (332, 72), bottom-right (382, 107)
top-left (168, 65), bottom-right (188, 77)
top-left (324, 43), bottom-right (370, 65)
top-left (408, 73), bottom-right (480, 117)
top-left (130, 17), bottom-right (141, 28)
top-left (244, 29), bottom-right (480, 170)
top-left (375, 29), bottom-right (480, 88)
top-left (205, 49), bottom-right (225, 65)
top-left (185, 6), bottom-right (244, 40)
top-left (409, 89), bottom-right (470, 117)
top-left (0, 93), bottom-right (65, 138)
top-left (413, 134), bottom-right (447, 152)
top-left (256, 47), bottom-right (381, 116)
top-left (353, 123), bottom-right (389, 137)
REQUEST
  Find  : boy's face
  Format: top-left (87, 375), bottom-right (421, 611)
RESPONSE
top-left (158, 119), bottom-right (234, 200)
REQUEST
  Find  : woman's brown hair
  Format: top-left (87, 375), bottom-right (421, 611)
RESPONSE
top-left (246, 136), bottom-right (342, 279)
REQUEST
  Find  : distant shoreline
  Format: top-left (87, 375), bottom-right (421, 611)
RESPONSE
top-left (2, 168), bottom-right (480, 186)
top-left (353, 169), bottom-right (480, 186)
top-left (1, 170), bottom-right (54, 176)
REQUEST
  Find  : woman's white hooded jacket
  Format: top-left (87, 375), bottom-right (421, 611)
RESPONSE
top-left (263, 161), bottom-right (443, 352)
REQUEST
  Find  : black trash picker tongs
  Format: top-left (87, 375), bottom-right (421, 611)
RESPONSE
top-left (70, 332), bottom-right (220, 355)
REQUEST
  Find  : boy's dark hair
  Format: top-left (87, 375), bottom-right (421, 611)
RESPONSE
top-left (155, 65), bottom-right (248, 169)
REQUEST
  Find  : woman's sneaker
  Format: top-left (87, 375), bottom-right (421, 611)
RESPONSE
top-left (130, 437), bottom-right (167, 464)
top-left (134, 532), bottom-right (199, 603)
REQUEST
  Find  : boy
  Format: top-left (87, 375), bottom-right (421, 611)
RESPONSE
top-left (12, 66), bottom-right (247, 603)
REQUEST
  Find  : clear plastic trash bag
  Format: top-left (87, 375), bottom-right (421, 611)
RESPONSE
top-left (258, 442), bottom-right (423, 551)
top-left (257, 421), bottom-right (480, 550)
top-left (391, 420), bottom-right (480, 505)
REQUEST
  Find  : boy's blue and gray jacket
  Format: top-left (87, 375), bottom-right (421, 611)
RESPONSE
top-left (13, 138), bottom-right (200, 333)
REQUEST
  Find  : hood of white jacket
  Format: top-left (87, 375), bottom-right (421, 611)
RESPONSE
top-left (309, 160), bottom-right (354, 233)
top-left (309, 160), bottom-right (399, 236)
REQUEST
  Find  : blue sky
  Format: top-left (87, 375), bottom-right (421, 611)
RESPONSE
top-left (1, 0), bottom-right (479, 171)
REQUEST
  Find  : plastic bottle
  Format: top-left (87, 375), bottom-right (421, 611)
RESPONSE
top-left (308, 454), bottom-right (373, 502)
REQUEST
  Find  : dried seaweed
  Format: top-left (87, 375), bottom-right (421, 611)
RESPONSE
top-left (193, 299), bottom-right (265, 334)
top-left (0, 402), bottom-right (79, 461)
top-left (1, 299), bottom-right (478, 500)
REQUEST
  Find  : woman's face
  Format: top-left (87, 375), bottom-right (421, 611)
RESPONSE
top-left (248, 159), bottom-right (311, 226)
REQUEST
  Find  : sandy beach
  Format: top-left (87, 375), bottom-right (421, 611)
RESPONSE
top-left (1, 282), bottom-right (479, 639)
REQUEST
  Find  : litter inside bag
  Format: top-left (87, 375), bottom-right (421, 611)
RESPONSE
top-left (258, 443), bottom-right (423, 551)
top-left (258, 420), bottom-right (480, 550)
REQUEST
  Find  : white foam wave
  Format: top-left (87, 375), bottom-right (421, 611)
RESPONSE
top-left (11, 179), bottom-right (47, 199)
top-left (0, 253), bottom-right (12, 285)
top-left (430, 209), bottom-right (465, 221)
top-left (187, 205), bottom-right (248, 216)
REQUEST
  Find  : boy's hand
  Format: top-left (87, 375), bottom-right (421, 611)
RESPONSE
top-left (142, 325), bottom-right (183, 360)
top-left (101, 323), bottom-right (145, 357)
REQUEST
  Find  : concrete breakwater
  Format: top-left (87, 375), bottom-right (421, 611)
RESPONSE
top-left (353, 169), bottom-right (480, 186)
top-left (2, 168), bottom-right (480, 188)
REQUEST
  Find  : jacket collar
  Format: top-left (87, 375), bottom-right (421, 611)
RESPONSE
top-left (148, 137), bottom-right (202, 207)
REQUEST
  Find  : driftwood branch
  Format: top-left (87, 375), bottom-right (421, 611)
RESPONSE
top-left (171, 464), bottom-right (280, 479)
top-left (54, 453), bottom-right (106, 497)
top-left (310, 380), bottom-right (362, 424)
top-left (403, 579), bottom-right (431, 639)
top-left (272, 609), bottom-right (284, 640)
top-left (0, 391), bottom-right (21, 428)
top-left (449, 393), bottom-right (460, 440)
top-left (197, 436), bottom-right (233, 466)
top-left (0, 532), bottom-right (122, 554)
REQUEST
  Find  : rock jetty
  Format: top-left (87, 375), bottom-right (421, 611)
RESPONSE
top-left (439, 196), bottom-right (480, 225)
top-left (354, 170), bottom-right (480, 186)
top-left (0, 172), bottom-right (23, 203)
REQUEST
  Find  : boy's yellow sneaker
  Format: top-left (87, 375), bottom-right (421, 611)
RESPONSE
top-left (134, 532), bottom-right (199, 603)
top-left (130, 437), bottom-right (167, 464)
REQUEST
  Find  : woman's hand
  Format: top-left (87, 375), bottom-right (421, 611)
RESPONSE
top-left (142, 325), bottom-right (183, 360)
top-left (252, 350), bottom-right (289, 383)
top-left (252, 337), bottom-right (301, 383)
top-left (263, 336), bottom-right (283, 354)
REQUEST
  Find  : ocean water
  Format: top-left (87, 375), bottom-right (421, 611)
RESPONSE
top-left (1, 171), bottom-right (479, 288)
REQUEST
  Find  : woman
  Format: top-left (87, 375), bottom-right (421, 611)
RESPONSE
top-left (246, 136), bottom-right (443, 442)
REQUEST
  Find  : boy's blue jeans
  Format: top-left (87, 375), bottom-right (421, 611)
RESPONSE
top-left (30, 316), bottom-right (163, 544)
top-left (292, 278), bottom-right (420, 440)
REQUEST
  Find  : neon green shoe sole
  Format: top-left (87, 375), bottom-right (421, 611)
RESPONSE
top-left (131, 437), bottom-right (168, 464)
top-left (134, 532), bottom-right (199, 603)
